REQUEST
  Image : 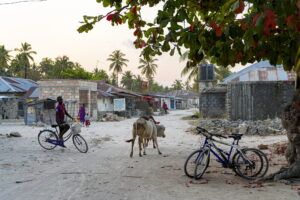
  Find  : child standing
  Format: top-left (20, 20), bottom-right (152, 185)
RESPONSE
top-left (85, 113), bottom-right (91, 127)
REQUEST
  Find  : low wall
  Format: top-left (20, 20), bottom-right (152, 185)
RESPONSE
top-left (227, 81), bottom-right (295, 120)
top-left (199, 87), bottom-right (227, 118)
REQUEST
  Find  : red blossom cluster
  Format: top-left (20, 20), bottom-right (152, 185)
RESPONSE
top-left (235, 52), bottom-right (243, 62)
top-left (131, 6), bottom-right (137, 14)
top-left (250, 10), bottom-right (278, 36)
top-left (263, 9), bottom-right (277, 36)
top-left (188, 25), bottom-right (194, 32)
top-left (133, 39), bottom-right (148, 48)
top-left (210, 22), bottom-right (222, 37)
top-left (234, 0), bottom-right (244, 14)
top-left (106, 13), bottom-right (122, 24)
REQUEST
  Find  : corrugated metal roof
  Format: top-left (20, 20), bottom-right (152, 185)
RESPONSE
top-left (98, 90), bottom-right (115, 97)
top-left (95, 80), bottom-right (141, 97)
top-left (221, 61), bottom-right (296, 84)
top-left (165, 90), bottom-right (199, 99)
top-left (0, 76), bottom-right (38, 93)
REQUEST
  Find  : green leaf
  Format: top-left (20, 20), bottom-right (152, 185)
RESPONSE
top-left (230, 1), bottom-right (239, 12)
top-left (170, 47), bottom-right (175, 56)
top-left (162, 41), bottom-right (170, 52)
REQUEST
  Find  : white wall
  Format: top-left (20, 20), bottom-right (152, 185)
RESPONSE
top-left (97, 98), bottom-right (114, 112)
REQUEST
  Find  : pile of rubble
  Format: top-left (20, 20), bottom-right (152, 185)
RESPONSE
top-left (198, 118), bottom-right (284, 135)
top-left (100, 113), bottom-right (125, 122)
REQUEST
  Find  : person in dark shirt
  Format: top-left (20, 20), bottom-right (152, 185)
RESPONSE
top-left (56, 96), bottom-right (74, 146)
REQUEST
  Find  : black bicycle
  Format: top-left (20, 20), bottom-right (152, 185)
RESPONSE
top-left (38, 122), bottom-right (88, 153)
top-left (184, 127), bottom-right (268, 180)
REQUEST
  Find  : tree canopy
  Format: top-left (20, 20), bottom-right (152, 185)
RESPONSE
top-left (78, 0), bottom-right (299, 72)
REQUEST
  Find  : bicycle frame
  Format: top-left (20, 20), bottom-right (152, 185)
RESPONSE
top-left (52, 125), bottom-right (74, 142)
top-left (201, 137), bottom-right (242, 168)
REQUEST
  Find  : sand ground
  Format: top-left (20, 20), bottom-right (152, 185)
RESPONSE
top-left (0, 109), bottom-right (299, 200)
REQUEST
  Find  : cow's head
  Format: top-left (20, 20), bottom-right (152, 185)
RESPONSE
top-left (156, 125), bottom-right (166, 138)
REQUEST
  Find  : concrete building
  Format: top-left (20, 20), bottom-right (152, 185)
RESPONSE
top-left (166, 90), bottom-right (199, 109)
top-left (38, 80), bottom-right (98, 119)
top-left (0, 76), bottom-right (37, 119)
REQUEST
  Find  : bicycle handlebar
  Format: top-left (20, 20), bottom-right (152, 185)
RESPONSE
top-left (196, 126), bottom-right (227, 139)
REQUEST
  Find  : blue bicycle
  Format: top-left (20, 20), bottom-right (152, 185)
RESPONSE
top-left (184, 127), bottom-right (268, 180)
top-left (38, 122), bottom-right (88, 153)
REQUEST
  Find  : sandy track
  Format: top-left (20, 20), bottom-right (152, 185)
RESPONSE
top-left (0, 109), bottom-right (299, 200)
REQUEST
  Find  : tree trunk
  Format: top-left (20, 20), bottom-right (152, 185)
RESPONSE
top-left (264, 73), bottom-right (300, 181)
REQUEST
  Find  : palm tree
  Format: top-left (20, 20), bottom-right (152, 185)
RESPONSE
top-left (215, 66), bottom-right (233, 82)
top-left (138, 57), bottom-right (158, 81)
top-left (121, 71), bottom-right (134, 90)
top-left (54, 56), bottom-right (74, 78)
top-left (92, 68), bottom-right (109, 81)
top-left (39, 57), bottom-right (54, 78)
top-left (180, 50), bottom-right (208, 82)
top-left (0, 45), bottom-right (11, 75)
top-left (15, 42), bottom-right (36, 78)
top-left (107, 50), bottom-right (129, 86)
top-left (132, 74), bottom-right (144, 92)
top-left (110, 73), bottom-right (118, 86)
top-left (171, 79), bottom-right (183, 90)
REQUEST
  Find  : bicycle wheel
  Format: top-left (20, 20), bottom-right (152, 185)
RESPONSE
top-left (72, 134), bottom-right (88, 153)
top-left (233, 148), bottom-right (264, 180)
top-left (248, 148), bottom-right (269, 178)
top-left (184, 149), bottom-right (210, 178)
top-left (38, 130), bottom-right (58, 150)
top-left (194, 149), bottom-right (210, 180)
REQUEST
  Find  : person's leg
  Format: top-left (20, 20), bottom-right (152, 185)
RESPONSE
top-left (59, 124), bottom-right (70, 141)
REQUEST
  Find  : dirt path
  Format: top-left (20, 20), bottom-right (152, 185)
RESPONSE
top-left (0, 109), bottom-right (299, 200)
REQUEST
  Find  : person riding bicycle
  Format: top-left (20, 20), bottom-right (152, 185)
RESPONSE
top-left (56, 96), bottom-right (74, 147)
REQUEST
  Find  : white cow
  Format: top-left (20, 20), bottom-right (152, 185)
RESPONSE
top-left (126, 117), bottom-right (162, 157)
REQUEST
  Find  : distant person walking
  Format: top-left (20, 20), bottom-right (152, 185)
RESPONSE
top-left (78, 104), bottom-right (86, 124)
top-left (163, 101), bottom-right (168, 114)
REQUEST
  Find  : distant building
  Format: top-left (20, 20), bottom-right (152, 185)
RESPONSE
top-left (166, 90), bottom-right (199, 109)
top-left (0, 76), bottom-right (37, 119)
top-left (221, 60), bottom-right (296, 84)
top-left (38, 80), bottom-right (98, 119)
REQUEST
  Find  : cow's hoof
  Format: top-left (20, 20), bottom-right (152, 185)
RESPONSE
top-left (143, 152), bottom-right (146, 155)
top-left (158, 152), bottom-right (162, 155)
top-left (139, 154), bottom-right (142, 157)
top-left (130, 153), bottom-right (133, 158)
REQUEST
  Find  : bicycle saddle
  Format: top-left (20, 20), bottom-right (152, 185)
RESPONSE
top-left (228, 134), bottom-right (243, 140)
top-left (51, 125), bottom-right (59, 128)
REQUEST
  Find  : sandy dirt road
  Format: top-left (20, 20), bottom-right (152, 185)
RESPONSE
top-left (0, 109), bottom-right (299, 200)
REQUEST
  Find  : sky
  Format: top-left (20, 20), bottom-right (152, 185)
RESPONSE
top-left (0, 0), bottom-right (247, 86)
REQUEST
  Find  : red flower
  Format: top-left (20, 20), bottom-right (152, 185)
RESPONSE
top-left (118, 18), bottom-right (122, 24)
top-left (106, 14), bottom-right (114, 21)
top-left (234, 0), bottom-right (245, 14)
top-left (215, 26), bottom-right (222, 37)
top-left (284, 15), bottom-right (295, 26)
top-left (263, 9), bottom-right (277, 36)
top-left (210, 22), bottom-right (222, 37)
top-left (241, 21), bottom-right (247, 30)
top-left (251, 13), bottom-right (261, 27)
top-left (210, 22), bottom-right (217, 29)
top-left (131, 6), bottom-right (137, 14)
top-left (235, 52), bottom-right (243, 62)
top-left (188, 25), bottom-right (194, 32)
top-left (133, 29), bottom-right (140, 36)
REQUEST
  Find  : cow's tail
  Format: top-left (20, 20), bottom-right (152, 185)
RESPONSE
top-left (125, 139), bottom-right (133, 143)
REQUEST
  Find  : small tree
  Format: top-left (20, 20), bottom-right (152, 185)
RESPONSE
top-left (78, 0), bottom-right (300, 180)
top-left (107, 50), bottom-right (129, 86)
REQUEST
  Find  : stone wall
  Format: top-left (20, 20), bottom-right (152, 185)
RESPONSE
top-left (227, 81), bottom-right (295, 120)
top-left (0, 98), bottom-right (19, 119)
top-left (38, 80), bottom-right (98, 119)
top-left (199, 87), bottom-right (227, 118)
